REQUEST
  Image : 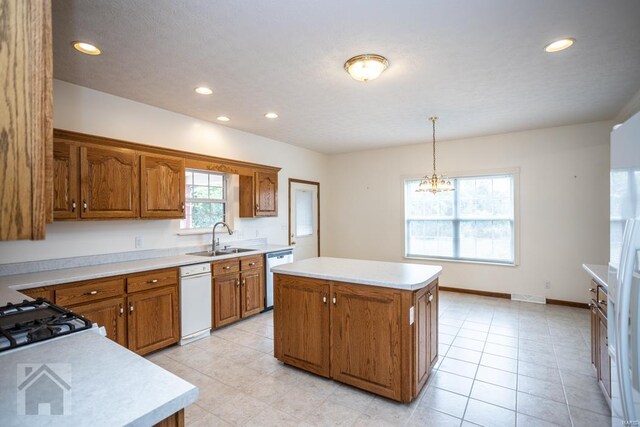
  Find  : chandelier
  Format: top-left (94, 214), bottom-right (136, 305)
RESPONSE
top-left (416, 116), bottom-right (454, 194)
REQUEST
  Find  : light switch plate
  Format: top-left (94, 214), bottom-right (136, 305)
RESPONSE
top-left (135, 236), bottom-right (144, 249)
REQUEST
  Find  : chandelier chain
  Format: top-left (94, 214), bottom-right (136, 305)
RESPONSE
top-left (432, 118), bottom-right (436, 173)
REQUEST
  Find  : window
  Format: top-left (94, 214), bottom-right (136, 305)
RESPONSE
top-left (404, 173), bottom-right (516, 264)
top-left (181, 170), bottom-right (226, 229)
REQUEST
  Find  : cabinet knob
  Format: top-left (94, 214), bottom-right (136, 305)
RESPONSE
top-left (83, 200), bottom-right (88, 211)
top-left (322, 294), bottom-right (327, 305)
top-left (242, 279), bottom-right (246, 286)
top-left (119, 304), bottom-right (124, 316)
top-left (332, 294), bottom-right (337, 305)
top-left (249, 262), bottom-right (256, 266)
top-left (83, 290), bottom-right (100, 296)
top-left (223, 266), bottom-right (230, 270)
top-left (598, 300), bottom-right (606, 305)
top-left (148, 279), bottom-right (159, 284)
top-left (71, 200), bottom-right (76, 212)
top-left (235, 279), bottom-right (240, 287)
top-left (428, 292), bottom-right (433, 302)
top-left (256, 203), bottom-right (260, 211)
top-left (181, 202), bottom-right (185, 212)
top-left (589, 288), bottom-right (596, 293)
top-left (129, 303), bottom-right (134, 313)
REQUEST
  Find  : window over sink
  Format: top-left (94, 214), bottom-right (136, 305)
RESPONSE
top-left (404, 172), bottom-right (518, 265)
top-left (181, 170), bottom-right (227, 230)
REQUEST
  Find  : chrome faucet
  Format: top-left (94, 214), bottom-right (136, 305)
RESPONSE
top-left (212, 221), bottom-right (233, 252)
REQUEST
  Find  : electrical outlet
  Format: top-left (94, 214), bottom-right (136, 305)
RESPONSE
top-left (544, 281), bottom-right (551, 290)
top-left (135, 236), bottom-right (144, 249)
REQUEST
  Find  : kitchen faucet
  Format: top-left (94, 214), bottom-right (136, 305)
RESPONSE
top-left (212, 221), bottom-right (233, 252)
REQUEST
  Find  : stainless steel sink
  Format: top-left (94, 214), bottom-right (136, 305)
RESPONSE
top-left (187, 248), bottom-right (257, 257)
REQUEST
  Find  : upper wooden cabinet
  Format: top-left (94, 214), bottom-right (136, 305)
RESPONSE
top-left (80, 145), bottom-right (139, 219)
top-left (0, 0), bottom-right (53, 240)
top-left (239, 172), bottom-right (278, 217)
top-left (140, 154), bottom-right (185, 218)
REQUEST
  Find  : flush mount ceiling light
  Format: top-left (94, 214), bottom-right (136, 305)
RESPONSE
top-left (416, 117), bottom-right (454, 194)
top-left (72, 41), bottom-right (101, 55)
top-left (544, 38), bottom-right (575, 53)
top-left (344, 54), bottom-right (389, 82)
top-left (264, 112), bottom-right (279, 119)
top-left (195, 87), bottom-right (213, 95)
top-left (216, 116), bottom-right (230, 122)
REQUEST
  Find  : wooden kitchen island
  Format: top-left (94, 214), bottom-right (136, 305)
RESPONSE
top-left (272, 257), bottom-right (441, 403)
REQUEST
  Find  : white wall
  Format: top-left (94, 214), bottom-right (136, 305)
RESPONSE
top-left (0, 80), bottom-right (328, 263)
top-left (325, 121), bottom-right (611, 303)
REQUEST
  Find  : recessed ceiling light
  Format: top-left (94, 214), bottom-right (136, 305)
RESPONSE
top-left (264, 112), bottom-right (279, 119)
top-left (195, 87), bottom-right (213, 95)
top-left (72, 41), bottom-right (101, 55)
top-left (217, 116), bottom-right (230, 122)
top-left (344, 54), bottom-right (389, 82)
top-left (544, 38), bottom-right (575, 53)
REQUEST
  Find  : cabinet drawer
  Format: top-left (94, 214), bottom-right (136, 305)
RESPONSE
top-left (56, 278), bottom-right (125, 306)
top-left (597, 286), bottom-right (608, 315)
top-left (212, 259), bottom-right (240, 276)
top-left (127, 268), bottom-right (178, 293)
top-left (241, 255), bottom-right (264, 271)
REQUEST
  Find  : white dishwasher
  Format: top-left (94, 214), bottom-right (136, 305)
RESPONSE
top-left (179, 263), bottom-right (212, 345)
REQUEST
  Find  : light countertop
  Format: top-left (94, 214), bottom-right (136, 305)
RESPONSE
top-left (583, 263), bottom-right (609, 289)
top-left (271, 257), bottom-right (442, 290)
top-left (0, 244), bottom-right (291, 305)
top-left (0, 329), bottom-right (197, 426)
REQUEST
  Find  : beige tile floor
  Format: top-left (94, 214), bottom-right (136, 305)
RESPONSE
top-left (146, 291), bottom-right (611, 426)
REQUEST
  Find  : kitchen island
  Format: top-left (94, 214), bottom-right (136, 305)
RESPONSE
top-left (272, 257), bottom-right (441, 403)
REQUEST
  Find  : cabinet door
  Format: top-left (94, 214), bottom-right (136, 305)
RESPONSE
top-left (241, 269), bottom-right (264, 318)
top-left (69, 297), bottom-right (127, 347)
top-left (52, 140), bottom-right (79, 220)
top-left (140, 153), bottom-right (185, 218)
top-left (127, 285), bottom-right (179, 355)
top-left (80, 145), bottom-right (139, 218)
top-left (429, 285), bottom-right (438, 366)
top-left (331, 282), bottom-right (402, 400)
top-left (599, 315), bottom-right (611, 398)
top-left (255, 172), bottom-right (278, 216)
top-left (590, 303), bottom-right (599, 369)
top-left (274, 274), bottom-right (330, 377)
top-left (213, 274), bottom-right (241, 328)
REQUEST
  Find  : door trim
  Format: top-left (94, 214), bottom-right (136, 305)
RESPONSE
top-left (288, 179), bottom-right (320, 257)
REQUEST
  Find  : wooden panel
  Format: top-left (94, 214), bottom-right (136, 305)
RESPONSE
top-left (255, 172), bottom-right (278, 216)
top-left (55, 277), bottom-right (125, 306)
top-left (80, 144), bottom-right (139, 218)
top-left (241, 269), bottom-right (264, 318)
top-left (239, 174), bottom-right (255, 218)
top-left (52, 140), bottom-right (79, 220)
top-left (429, 284), bottom-right (439, 367)
top-left (68, 297), bottom-right (127, 347)
top-left (331, 282), bottom-right (402, 401)
top-left (140, 153), bottom-right (185, 218)
top-left (240, 254), bottom-right (264, 271)
top-left (20, 286), bottom-right (54, 302)
top-left (213, 274), bottom-right (241, 328)
top-left (0, 0), bottom-right (52, 240)
top-left (127, 268), bottom-right (178, 293)
top-left (127, 285), bottom-right (180, 355)
top-left (154, 409), bottom-right (184, 427)
top-left (212, 259), bottom-right (240, 276)
top-left (274, 274), bottom-right (331, 377)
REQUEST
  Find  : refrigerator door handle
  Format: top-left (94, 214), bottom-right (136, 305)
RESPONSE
top-left (617, 219), bottom-right (639, 423)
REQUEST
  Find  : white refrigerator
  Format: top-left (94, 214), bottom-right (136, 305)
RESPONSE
top-left (608, 110), bottom-right (640, 426)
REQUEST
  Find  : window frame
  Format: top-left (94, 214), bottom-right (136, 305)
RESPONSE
top-left (402, 168), bottom-right (520, 266)
top-left (180, 169), bottom-right (228, 231)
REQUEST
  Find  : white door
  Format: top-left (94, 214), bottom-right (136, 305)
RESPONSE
top-left (289, 180), bottom-right (319, 260)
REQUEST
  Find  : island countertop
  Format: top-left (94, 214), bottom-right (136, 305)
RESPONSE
top-left (271, 257), bottom-right (442, 290)
top-left (583, 263), bottom-right (609, 290)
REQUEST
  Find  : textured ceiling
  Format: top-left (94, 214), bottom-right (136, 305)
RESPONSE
top-left (52, 0), bottom-right (640, 154)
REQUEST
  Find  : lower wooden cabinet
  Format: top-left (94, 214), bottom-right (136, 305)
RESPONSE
top-left (212, 255), bottom-right (265, 329)
top-left (589, 280), bottom-right (611, 401)
top-left (69, 297), bottom-right (127, 347)
top-left (213, 273), bottom-right (241, 328)
top-left (26, 268), bottom-right (180, 356)
top-left (274, 274), bottom-right (438, 402)
top-left (127, 285), bottom-right (180, 355)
